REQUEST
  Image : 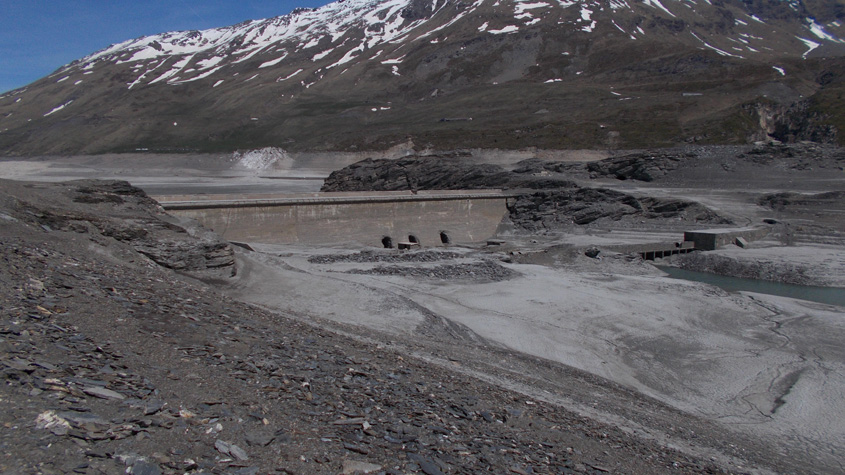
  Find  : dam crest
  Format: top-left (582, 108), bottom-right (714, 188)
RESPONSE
top-left (154, 190), bottom-right (512, 247)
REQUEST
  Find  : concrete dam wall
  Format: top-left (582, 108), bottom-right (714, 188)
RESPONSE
top-left (155, 190), bottom-right (510, 247)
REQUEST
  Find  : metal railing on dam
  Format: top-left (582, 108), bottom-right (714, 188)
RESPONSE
top-left (154, 190), bottom-right (513, 247)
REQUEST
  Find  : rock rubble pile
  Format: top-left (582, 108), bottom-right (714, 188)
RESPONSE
top-left (308, 250), bottom-right (463, 265)
top-left (347, 260), bottom-right (518, 282)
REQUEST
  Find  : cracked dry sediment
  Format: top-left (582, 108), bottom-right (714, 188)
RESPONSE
top-left (740, 295), bottom-right (843, 422)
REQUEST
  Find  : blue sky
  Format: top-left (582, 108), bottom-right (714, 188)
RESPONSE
top-left (0, 0), bottom-right (332, 93)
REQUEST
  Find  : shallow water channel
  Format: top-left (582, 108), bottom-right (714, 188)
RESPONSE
top-left (656, 266), bottom-right (845, 307)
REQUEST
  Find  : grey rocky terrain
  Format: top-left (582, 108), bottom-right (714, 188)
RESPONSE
top-left (320, 150), bottom-right (739, 233)
top-left (2, 141), bottom-right (844, 474)
top-left (0, 180), bottom-right (236, 280)
top-left (322, 142), bottom-right (845, 237)
top-left (0, 177), bottom-right (815, 474)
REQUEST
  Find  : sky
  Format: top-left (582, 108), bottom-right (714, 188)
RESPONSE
top-left (0, 0), bottom-right (332, 94)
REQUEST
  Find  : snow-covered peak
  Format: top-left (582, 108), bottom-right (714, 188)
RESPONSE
top-left (3, 0), bottom-right (845, 156)
top-left (46, 0), bottom-right (845, 91)
top-left (74, 0), bottom-right (443, 70)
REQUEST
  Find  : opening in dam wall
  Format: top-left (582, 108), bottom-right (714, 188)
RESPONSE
top-left (154, 191), bottom-right (511, 247)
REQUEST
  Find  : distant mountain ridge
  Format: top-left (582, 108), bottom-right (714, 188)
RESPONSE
top-left (2, 0), bottom-right (844, 155)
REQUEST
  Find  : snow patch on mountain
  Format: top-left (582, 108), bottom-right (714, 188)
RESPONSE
top-left (641, 0), bottom-right (675, 17)
top-left (326, 45), bottom-right (365, 69)
top-left (277, 69), bottom-right (304, 82)
top-left (197, 56), bottom-right (225, 70)
top-left (149, 55), bottom-right (194, 85)
top-left (806, 19), bottom-right (844, 43)
top-left (579, 6), bottom-right (597, 32)
top-left (312, 49), bottom-right (334, 61)
top-left (44, 100), bottom-right (73, 117)
top-left (381, 56), bottom-right (405, 64)
top-left (173, 66), bottom-right (225, 84)
top-left (260, 54), bottom-right (289, 68)
top-left (691, 32), bottom-right (742, 58)
top-left (797, 37), bottom-right (821, 58)
top-left (414, 0), bottom-right (483, 41)
top-left (515, 2), bottom-right (551, 15)
top-left (489, 25), bottom-right (520, 34)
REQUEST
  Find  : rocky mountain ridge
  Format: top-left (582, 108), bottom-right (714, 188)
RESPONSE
top-left (2, 0), bottom-right (845, 155)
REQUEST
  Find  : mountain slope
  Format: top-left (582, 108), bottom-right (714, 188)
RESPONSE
top-left (1, 0), bottom-right (844, 155)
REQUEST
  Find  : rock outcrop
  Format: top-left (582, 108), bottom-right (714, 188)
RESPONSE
top-left (1, 177), bottom-right (796, 474)
top-left (322, 153), bottom-right (556, 191)
top-left (322, 153), bottom-right (733, 232)
top-left (508, 189), bottom-right (732, 231)
top-left (758, 190), bottom-right (845, 210)
top-left (585, 152), bottom-right (689, 182)
top-left (0, 179), bottom-right (236, 279)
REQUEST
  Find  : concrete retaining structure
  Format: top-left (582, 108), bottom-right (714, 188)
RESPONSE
top-left (602, 241), bottom-right (697, 261)
top-left (154, 190), bottom-right (510, 247)
top-left (683, 226), bottom-right (770, 251)
top-left (639, 241), bottom-right (697, 261)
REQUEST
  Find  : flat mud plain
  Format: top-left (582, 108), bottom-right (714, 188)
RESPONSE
top-left (1, 145), bottom-right (844, 474)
